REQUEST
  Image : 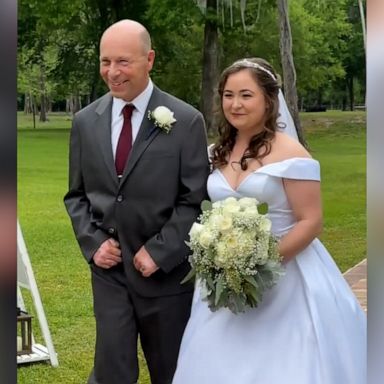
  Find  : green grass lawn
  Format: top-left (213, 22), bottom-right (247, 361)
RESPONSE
top-left (17, 110), bottom-right (366, 383)
top-left (301, 112), bottom-right (366, 271)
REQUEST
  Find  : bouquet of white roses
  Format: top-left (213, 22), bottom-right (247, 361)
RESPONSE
top-left (182, 197), bottom-right (285, 314)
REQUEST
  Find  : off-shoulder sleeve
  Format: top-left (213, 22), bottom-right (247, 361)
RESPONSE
top-left (256, 158), bottom-right (320, 181)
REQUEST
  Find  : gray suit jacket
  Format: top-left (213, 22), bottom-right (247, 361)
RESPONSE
top-left (64, 86), bottom-right (210, 297)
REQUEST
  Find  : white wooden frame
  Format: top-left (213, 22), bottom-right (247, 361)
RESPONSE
top-left (17, 221), bottom-right (58, 367)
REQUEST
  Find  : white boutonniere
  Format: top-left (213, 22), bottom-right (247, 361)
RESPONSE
top-left (148, 106), bottom-right (176, 134)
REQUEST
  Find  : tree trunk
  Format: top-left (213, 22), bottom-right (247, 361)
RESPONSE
top-left (277, 0), bottom-right (307, 147)
top-left (200, 0), bottom-right (219, 135)
top-left (39, 67), bottom-right (47, 122)
top-left (342, 93), bottom-right (347, 111)
top-left (358, 0), bottom-right (366, 52)
top-left (32, 98), bottom-right (36, 129)
top-left (73, 93), bottom-right (81, 114)
top-left (68, 95), bottom-right (74, 115)
top-left (24, 92), bottom-right (33, 114)
top-left (39, 93), bottom-right (47, 122)
top-left (89, 51), bottom-right (104, 103)
top-left (317, 89), bottom-right (323, 106)
top-left (66, 98), bottom-right (71, 114)
top-left (90, 61), bottom-right (100, 102)
top-left (347, 76), bottom-right (354, 111)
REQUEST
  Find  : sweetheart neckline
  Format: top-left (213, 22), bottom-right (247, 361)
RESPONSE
top-left (216, 169), bottom-right (262, 192)
top-left (214, 157), bottom-right (317, 192)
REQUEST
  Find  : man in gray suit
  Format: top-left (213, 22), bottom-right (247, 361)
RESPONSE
top-left (64, 19), bottom-right (209, 384)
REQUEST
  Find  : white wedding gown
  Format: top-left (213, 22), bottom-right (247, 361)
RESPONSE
top-left (172, 157), bottom-right (366, 384)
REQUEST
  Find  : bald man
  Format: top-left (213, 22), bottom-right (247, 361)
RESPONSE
top-left (64, 20), bottom-right (209, 384)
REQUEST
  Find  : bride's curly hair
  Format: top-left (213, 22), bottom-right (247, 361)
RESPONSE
top-left (212, 58), bottom-right (281, 170)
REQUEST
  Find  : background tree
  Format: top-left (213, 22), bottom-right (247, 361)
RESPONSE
top-left (200, 0), bottom-right (219, 133)
top-left (18, 0), bottom-right (151, 116)
top-left (277, 0), bottom-right (305, 145)
top-left (146, 0), bottom-right (204, 107)
top-left (18, 0), bottom-right (366, 127)
top-left (291, 0), bottom-right (352, 109)
top-left (342, 0), bottom-right (366, 110)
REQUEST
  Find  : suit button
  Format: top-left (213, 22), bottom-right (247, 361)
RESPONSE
top-left (116, 194), bottom-right (123, 203)
top-left (107, 227), bottom-right (115, 235)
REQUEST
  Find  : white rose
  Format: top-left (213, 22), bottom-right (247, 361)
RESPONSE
top-left (225, 233), bottom-right (239, 249)
top-left (189, 222), bottom-right (204, 240)
top-left (259, 216), bottom-right (272, 233)
top-left (223, 204), bottom-right (241, 214)
top-left (240, 207), bottom-right (259, 220)
top-left (221, 197), bottom-right (240, 214)
top-left (199, 230), bottom-right (215, 248)
top-left (208, 213), bottom-right (223, 227)
top-left (238, 197), bottom-right (258, 209)
top-left (212, 200), bottom-right (223, 209)
top-left (152, 106), bottom-right (176, 126)
top-left (223, 197), bottom-right (238, 206)
top-left (218, 215), bottom-right (233, 232)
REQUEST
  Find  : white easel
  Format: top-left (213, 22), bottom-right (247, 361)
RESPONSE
top-left (17, 221), bottom-right (58, 367)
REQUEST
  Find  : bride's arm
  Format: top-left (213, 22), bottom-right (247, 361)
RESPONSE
top-left (278, 178), bottom-right (323, 262)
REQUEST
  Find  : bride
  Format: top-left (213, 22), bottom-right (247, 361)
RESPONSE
top-left (172, 58), bottom-right (366, 384)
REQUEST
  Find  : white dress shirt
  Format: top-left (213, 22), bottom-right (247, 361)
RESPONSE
top-left (111, 80), bottom-right (154, 159)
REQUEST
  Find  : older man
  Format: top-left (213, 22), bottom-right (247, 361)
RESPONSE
top-left (64, 19), bottom-right (209, 384)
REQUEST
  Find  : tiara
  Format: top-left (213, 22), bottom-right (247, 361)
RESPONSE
top-left (233, 59), bottom-right (277, 81)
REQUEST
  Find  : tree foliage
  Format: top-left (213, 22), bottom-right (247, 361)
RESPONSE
top-left (18, 0), bottom-right (366, 120)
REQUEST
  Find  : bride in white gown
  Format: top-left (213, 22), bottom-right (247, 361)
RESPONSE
top-left (172, 58), bottom-right (366, 384)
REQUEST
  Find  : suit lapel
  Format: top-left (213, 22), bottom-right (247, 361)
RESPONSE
top-left (93, 94), bottom-right (118, 185)
top-left (120, 87), bottom-right (163, 184)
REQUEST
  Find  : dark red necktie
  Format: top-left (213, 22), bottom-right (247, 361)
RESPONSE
top-left (115, 104), bottom-right (135, 177)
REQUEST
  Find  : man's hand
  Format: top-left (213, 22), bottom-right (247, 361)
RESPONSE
top-left (133, 246), bottom-right (159, 277)
top-left (93, 238), bottom-right (122, 269)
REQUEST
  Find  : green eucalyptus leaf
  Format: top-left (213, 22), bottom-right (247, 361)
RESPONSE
top-left (201, 200), bottom-right (212, 212)
top-left (180, 267), bottom-right (196, 284)
top-left (244, 275), bottom-right (259, 289)
top-left (257, 202), bottom-right (269, 215)
top-left (206, 275), bottom-right (215, 290)
top-left (215, 276), bottom-right (224, 306)
top-left (232, 294), bottom-right (246, 314)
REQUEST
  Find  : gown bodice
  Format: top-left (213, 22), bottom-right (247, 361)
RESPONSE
top-left (208, 157), bottom-right (320, 236)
